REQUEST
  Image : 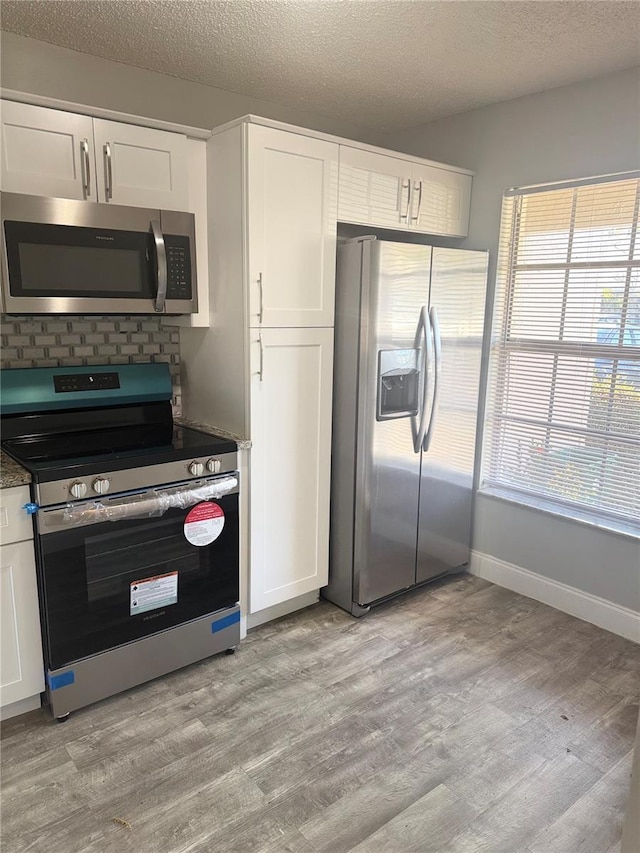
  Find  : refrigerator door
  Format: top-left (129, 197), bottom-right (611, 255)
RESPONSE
top-left (353, 239), bottom-right (432, 605)
top-left (416, 248), bottom-right (489, 583)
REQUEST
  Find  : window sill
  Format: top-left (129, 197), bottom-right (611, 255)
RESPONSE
top-left (478, 486), bottom-right (640, 541)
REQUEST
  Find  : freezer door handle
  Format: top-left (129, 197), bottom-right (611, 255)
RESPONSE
top-left (412, 305), bottom-right (432, 453)
top-left (423, 306), bottom-right (442, 452)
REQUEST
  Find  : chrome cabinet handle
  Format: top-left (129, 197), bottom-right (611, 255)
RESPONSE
top-left (104, 142), bottom-right (113, 201)
top-left (423, 306), bottom-right (441, 452)
top-left (80, 139), bottom-right (91, 199)
top-left (150, 220), bottom-right (167, 313)
top-left (400, 179), bottom-right (411, 221)
top-left (411, 180), bottom-right (423, 222)
top-left (412, 305), bottom-right (432, 453)
top-left (258, 333), bottom-right (264, 382)
top-left (258, 272), bottom-right (264, 324)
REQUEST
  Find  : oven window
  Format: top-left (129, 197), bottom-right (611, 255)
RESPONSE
top-left (85, 519), bottom-right (202, 603)
top-left (38, 496), bottom-right (239, 670)
top-left (19, 244), bottom-right (144, 293)
top-left (4, 221), bottom-right (154, 299)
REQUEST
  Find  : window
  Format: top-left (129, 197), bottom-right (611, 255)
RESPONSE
top-left (481, 173), bottom-right (640, 533)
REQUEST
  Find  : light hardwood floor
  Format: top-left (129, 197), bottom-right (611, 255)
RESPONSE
top-left (2, 575), bottom-right (639, 853)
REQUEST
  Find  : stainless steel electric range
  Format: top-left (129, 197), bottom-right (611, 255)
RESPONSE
top-left (1, 362), bottom-right (240, 721)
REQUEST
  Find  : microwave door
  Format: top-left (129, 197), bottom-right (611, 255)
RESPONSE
top-left (0, 193), bottom-right (197, 315)
top-left (150, 220), bottom-right (167, 313)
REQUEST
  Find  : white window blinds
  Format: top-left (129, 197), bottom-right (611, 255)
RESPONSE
top-left (481, 173), bottom-right (640, 530)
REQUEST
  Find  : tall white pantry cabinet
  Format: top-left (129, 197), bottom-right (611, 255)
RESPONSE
top-left (180, 121), bottom-right (337, 618)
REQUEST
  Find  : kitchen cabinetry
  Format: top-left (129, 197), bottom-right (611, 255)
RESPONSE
top-left (0, 486), bottom-right (44, 715)
top-left (247, 125), bottom-right (337, 328)
top-left (1, 100), bottom-right (188, 210)
top-left (180, 119), bottom-right (338, 615)
top-left (338, 145), bottom-right (471, 237)
top-left (249, 327), bottom-right (333, 611)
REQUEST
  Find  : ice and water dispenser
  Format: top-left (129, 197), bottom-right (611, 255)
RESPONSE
top-left (376, 349), bottom-right (421, 420)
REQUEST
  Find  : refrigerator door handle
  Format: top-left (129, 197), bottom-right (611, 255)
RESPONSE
top-left (412, 305), bottom-right (432, 453)
top-left (423, 306), bottom-right (442, 452)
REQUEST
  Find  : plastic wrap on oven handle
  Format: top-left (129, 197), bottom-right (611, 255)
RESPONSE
top-left (45, 476), bottom-right (238, 529)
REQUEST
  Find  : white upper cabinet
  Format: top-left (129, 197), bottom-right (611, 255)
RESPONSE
top-left (338, 147), bottom-right (412, 230)
top-left (93, 118), bottom-right (188, 210)
top-left (410, 163), bottom-right (472, 238)
top-left (1, 101), bottom-right (96, 200)
top-left (338, 144), bottom-right (471, 238)
top-left (0, 102), bottom-right (189, 211)
top-left (246, 125), bottom-right (338, 328)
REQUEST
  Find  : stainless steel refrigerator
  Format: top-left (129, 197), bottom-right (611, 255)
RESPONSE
top-left (323, 237), bottom-right (488, 615)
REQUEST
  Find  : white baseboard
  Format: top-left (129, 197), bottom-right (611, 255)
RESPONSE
top-left (247, 590), bottom-right (320, 631)
top-left (470, 551), bottom-right (640, 644)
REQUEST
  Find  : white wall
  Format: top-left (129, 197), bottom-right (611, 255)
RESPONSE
top-left (0, 31), bottom-right (374, 140)
top-left (383, 68), bottom-right (640, 612)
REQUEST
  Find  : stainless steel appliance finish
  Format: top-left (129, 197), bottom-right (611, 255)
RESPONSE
top-left (324, 237), bottom-right (488, 615)
top-left (34, 451), bottom-right (238, 508)
top-left (0, 363), bottom-right (239, 719)
top-left (0, 192), bottom-right (197, 315)
top-left (47, 605), bottom-right (240, 719)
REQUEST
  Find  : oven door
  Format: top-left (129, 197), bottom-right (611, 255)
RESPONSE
top-left (35, 478), bottom-right (239, 670)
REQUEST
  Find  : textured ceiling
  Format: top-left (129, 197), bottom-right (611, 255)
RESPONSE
top-left (1, 0), bottom-right (639, 133)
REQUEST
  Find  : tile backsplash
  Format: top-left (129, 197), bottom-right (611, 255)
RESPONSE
top-left (0, 315), bottom-right (182, 414)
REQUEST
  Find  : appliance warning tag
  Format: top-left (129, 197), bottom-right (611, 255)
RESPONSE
top-left (130, 572), bottom-right (178, 616)
top-left (184, 501), bottom-right (225, 547)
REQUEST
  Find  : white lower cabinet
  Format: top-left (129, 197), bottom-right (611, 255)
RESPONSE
top-left (248, 327), bottom-right (334, 612)
top-left (0, 487), bottom-right (44, 713)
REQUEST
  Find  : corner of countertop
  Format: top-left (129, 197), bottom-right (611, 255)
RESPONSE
top-left (174, 417), bottom-right (251, 450)
top-left (1, 450), bottom-right (32, 489)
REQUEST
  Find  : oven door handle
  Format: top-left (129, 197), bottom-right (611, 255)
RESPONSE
top-left (39, 476), bottom-right (239, 533)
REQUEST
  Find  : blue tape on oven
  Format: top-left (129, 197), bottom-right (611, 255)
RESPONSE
top-left (47, 670), bottom-right (75, 691)
top-left (211, 611), bottom-right (240, 634)
top-left (23, 503), bottom-right (39, 515)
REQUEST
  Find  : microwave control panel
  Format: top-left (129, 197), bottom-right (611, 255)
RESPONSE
top-left (165, 236), bottom-right (192, 299)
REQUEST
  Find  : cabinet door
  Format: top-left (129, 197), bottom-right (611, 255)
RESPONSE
top-left (338, 146), bottom-right (412, 230)
top-left (93, 118), bottom-right (188, 210)
top-left (1, 101), bottom-right (96, 200)
top-left (249, 327), bottom-right (334, 611)
top-left (410, 164), bottom-right (471, 237)
top-left (0, 541), bottom-right (44, 707)
top-left (247, 125), bottom-right (338, 327)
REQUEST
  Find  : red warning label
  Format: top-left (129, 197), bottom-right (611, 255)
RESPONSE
top-left (184, 501), bottom-right (225, 547)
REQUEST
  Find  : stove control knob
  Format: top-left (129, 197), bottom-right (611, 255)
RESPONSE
top-left (69, 481), bottom-right (87, 499)
top-left (206, 458), bottom-right (221, 474)
top-left (92, 477), bottom-right (111, 495)
top-left (189, 461), bottom-right (205, 477)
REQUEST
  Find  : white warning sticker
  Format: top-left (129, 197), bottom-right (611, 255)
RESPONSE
top-left (184, 501), bottom-right (225, 547)
top-left (130, 571), bottom-right (178, 616)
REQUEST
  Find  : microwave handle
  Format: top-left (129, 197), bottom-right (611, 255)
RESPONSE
top-left (150, 220), bottom-right (168, 313)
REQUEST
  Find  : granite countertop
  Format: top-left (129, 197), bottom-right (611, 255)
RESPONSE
top-left (1, 450), bottom-right (32, 490)
top-left (174, 416), bottom-right (251, 450)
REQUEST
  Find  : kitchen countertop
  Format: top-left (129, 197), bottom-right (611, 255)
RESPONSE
top-left (0, 450), bottom-right (32, 489)
top-left (174, 417), bottom-right (251, 450)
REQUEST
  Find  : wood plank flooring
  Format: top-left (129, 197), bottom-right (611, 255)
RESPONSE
top-left (1, 575), bottom-right (638, 853)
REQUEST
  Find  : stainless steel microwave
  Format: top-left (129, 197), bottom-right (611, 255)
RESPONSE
top-left (0, 192), bottom-right (197, 315)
